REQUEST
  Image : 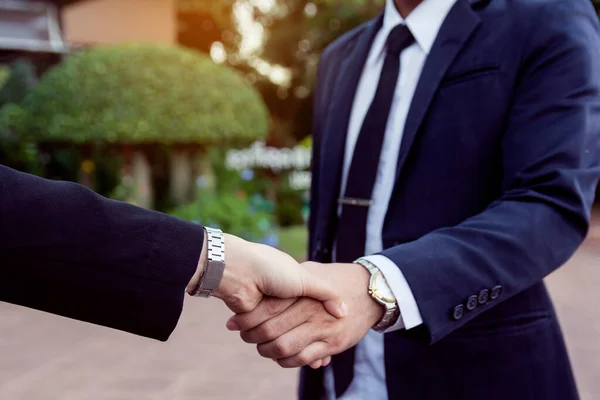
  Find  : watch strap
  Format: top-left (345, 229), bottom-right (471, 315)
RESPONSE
top-left (191, 227), bottom-right (225, 298)
top-left (355, 258), bottom-right (399, 332)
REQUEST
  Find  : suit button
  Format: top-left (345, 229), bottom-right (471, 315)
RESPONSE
top-left (490, 285), bottom-right (503, 300)
top-left (478, 289), bottom-right (489, 305)
top-left (466, 295), bottom-right (478, 311)
top-left (452, 305), bottom-right (464, 320)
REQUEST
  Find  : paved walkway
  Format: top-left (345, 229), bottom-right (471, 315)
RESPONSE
top-left (1, 223), bottom-right (599, 399)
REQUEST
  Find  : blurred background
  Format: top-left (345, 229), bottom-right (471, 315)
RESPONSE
top-left (0, 0), bottom-right (599, 399)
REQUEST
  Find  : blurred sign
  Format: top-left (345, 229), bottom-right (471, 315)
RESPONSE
top-left (226, 141), bottom-right (312, 190)
top-left (225, 141), bottom-right (311, 171)
top-left (0, 0), bottom-right (69, 53)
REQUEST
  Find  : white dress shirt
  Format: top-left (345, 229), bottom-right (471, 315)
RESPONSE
top-left (324, 0), bottom-right (457, 398)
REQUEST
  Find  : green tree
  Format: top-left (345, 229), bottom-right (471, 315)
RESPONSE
top-left (258, 0), bottom-right (384, 142)
top-left (0, 65), bottom-right (10, 88)
top-left (13, 43), bottom-right (269, 208)
top-left (0, 59), bottom-right (37, 106)
top-left (176, 0), bottom-right (384, 145)
top-left (0, 60), bottom-right (41, 173)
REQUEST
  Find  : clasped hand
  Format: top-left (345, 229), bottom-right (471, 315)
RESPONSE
top-left (226, 261), bottom-right (384, 369)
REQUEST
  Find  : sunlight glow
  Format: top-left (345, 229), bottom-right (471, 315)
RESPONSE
top-left (233, 0), bottom-right (292, 87)
top-left (250, 0), bottom-right (276, 13)
top-left (234, 1), bottom-right (265, 58)
top-left (304, 3), bottom-right (318, 17)
top-left (210, 42), bottom-right (227, 64)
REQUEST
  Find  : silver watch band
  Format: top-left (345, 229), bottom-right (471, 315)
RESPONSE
top-left (191, 227), bottom-right (225, 298)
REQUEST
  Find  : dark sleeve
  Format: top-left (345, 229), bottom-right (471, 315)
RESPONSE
top-left (381, 4), bottom-right (600, 344)
top-left (0, 165), bottom-right (204, 341)
top-left (308, 53), bottom-right (329, 259)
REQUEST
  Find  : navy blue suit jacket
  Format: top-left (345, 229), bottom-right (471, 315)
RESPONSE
top-left (304, 0), bottom-right (600, 398)
top-left (0, 165), bottom-right (204, 341)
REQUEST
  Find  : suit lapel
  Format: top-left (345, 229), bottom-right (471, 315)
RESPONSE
top-left (392, 0), bottom-right (481, 185)
top-left (316, 15), bottom-right (382, 243)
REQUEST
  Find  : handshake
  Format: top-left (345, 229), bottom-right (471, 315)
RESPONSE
top-left (188, 233), bottom-right (386, 370)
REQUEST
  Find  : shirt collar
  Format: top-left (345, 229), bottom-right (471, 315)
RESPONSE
top-left (371, 0), bottom-right (458, 62)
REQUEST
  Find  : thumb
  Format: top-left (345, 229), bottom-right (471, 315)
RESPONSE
top-left (299, 269), bottom-right (348, 318)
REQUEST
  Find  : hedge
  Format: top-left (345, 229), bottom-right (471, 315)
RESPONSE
top-left (16, 43), bottom-right (269, 144)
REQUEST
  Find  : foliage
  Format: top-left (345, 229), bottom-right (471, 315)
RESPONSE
top-left (259, 0), bottom-right (383, 139)
top-left (176, 0), bottom-right (383, 143)
top-left (170, 190), bottom-right (274, 240)
top-left (0, 59), bottom-right (37, 106)
top-left (14, 43), bottom-right (269, 144)
top-left (0, 103), bottom-right (43, 174)
top-left (0, 66), bottom-right (10, 88)
top-left (276, 173), bottom-right (307, 227)
top-left (278, 225), bottom-right (308, 261)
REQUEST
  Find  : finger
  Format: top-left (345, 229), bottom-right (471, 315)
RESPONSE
top-left (309, 357), bottom-right (330, 369)
top-left (256, 321), bottom-right (324, 359)
top-left (276, 341), bottom-right (332, 368)
top-left (224, 295), bottom-right (261, 315)
top-left (240, 298), bottom-right (316, 344)
top-left (299, 268), bottom-right (347, 319)
top-left (227, 297), bottom-right (297, 332)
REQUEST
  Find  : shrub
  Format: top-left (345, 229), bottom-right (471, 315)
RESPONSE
top-left (0, 60), bottom-right (37, 106)
top-left (0, 66), bottom-right (10, 89)
top-left (14, 43), bottom-right (269, 145)
top-left (170, 191), bottom-right (274, 241)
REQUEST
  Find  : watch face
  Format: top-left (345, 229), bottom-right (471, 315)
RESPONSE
top-left (372, 271), bottom-right (396, 303)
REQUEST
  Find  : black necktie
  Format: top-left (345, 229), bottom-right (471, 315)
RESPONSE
top-left (332, 24), bottom-right (414, 398)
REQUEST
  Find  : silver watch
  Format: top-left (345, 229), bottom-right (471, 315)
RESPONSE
top-left (355, 258), bottom-right (400, 332)
top-left (190, 227), bottom-right (225, 298)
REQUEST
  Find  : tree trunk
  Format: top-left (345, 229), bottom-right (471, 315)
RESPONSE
top-left (131, 150), bottom-right (153, 209)
top-left (169, 148), bottom-right (193, 205)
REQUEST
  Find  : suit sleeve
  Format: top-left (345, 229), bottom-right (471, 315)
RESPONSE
top-left (380, 5), bottom-right (600, 344)
top-left (308, 54), bottom-right (329, 259)
top-left (0, 165), bottom-right (204, 341)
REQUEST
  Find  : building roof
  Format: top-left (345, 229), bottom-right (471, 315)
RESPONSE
top-left (0, 0), bottom-right (78, 53)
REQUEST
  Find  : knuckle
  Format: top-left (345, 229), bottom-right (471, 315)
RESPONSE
top-left (257, 322), bottom-right (277, 342)
top-left (226, 284), bottom-right (260, 313)
top-left (273, 339), bottom-right (290, 358)
top-left (227, 296), bottom-right (252, 314)
top-left (240, 330), bottom-right (254, 344)
top-left (256, 343), bottom-right (270, 358)
top-left (265, 297), bottom-right (284, 316)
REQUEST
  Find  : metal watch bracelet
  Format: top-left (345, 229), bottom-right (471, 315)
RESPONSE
top-left (190, 227), bottom-right (225, 298)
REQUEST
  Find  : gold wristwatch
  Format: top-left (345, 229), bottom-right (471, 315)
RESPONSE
top-left (355, 258), bottom-right (400, 332)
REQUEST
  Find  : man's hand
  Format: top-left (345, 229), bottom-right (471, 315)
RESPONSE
top-left (227, 261), bottom-right (385, 368)
top-left (191, 233), bottom-right (347, 319)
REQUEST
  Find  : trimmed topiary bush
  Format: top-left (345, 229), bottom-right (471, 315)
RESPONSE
top-left (12, 43), bottom-right (270, 208)
top-left (16, 43), bottom-right (269, 144)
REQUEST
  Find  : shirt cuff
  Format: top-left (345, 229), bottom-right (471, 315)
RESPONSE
top-left (362, 254), bottom-right (424, 332)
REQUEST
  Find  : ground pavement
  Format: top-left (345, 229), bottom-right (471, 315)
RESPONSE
top-left (1, 221), bottom-right (599, 399)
